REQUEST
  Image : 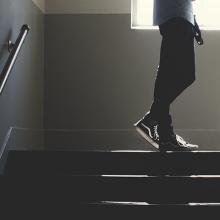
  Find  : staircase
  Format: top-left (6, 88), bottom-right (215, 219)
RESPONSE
top-left (2, 149), bottom-right (220, 218)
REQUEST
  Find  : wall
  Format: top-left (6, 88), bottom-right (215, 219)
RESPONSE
top-left (45, 0), bottom-right (130, 14)
top-left (0, 0), bottom-right (44, 150)
top-left (44, 13), bottom-right (220, 130)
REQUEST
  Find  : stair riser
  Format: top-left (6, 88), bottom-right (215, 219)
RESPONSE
top-left (3, 176), bottom-right (220, 203)
top-left (64, 205), bottom-right (220, 218)
top-left (6, 151), bottom-right (220, 175)
top-left (1, 202), bottom-right (220, 218)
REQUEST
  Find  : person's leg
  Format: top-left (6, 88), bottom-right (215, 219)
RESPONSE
top-left (149, 17), bottom-right (196, 140)
top-left (134, 17), bottom-right (198, 150)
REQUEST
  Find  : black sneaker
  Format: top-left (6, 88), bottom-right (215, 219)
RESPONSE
top-left (134, 112), bottom-right (159, 149)
top-left (159, 134), bottom-right (199, 152)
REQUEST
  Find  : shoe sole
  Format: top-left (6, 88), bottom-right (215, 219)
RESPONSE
top-left (159, 145), bottom-right (199, 152)
top-left (133, 122), bottom-right (159, 150)
top-left (159, 141), bottom-right (199, 152)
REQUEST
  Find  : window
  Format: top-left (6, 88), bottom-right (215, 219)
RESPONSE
top-left (131, 0), bottom-right (220, 30)
top-left (131, 0), bottom-right (154, 29)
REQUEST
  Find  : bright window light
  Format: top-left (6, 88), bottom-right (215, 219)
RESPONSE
top-left (131, 0), bottom-right (154, 29)
top-left (131, 0), bottom-right (220, 30)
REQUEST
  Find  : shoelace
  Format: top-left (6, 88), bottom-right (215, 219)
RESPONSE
top-left (153, 125), bottom-right (159, 141)
top-left (176, 134), bottom-right (189, 147)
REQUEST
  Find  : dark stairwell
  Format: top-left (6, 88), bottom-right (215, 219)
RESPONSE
top-left (1, 1), bottom-right (220, 218)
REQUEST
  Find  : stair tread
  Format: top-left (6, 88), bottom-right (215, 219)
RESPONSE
top-left (5, 150), bottom-right (220, 175)
top-left (2, 174), bottom-right (220, 203)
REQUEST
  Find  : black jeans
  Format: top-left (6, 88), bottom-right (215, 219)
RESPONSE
top-left (150, 17), bottom-right (196, 139)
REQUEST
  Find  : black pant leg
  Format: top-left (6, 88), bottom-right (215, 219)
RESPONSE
top-left (150, 17), bottom-right (196, 135)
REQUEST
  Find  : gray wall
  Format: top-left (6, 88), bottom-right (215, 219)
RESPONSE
top-left (0, 0), bottom-right (44, 149)
top-left (45, 0), bottom-right (130, 14)
top-left (45, 14), bottom-right (220, 130)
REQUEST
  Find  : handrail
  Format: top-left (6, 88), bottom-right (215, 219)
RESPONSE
top-left (0, 24), bottom-right (30, 95)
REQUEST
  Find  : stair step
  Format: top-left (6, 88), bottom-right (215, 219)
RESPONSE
top-left (2, 175), bottom-right (220, 203)
top-left (5, 150), bottom-right (220, 175)
top-left (69, 202), bottom-right (220, 218)
top-left (1, 194), bottom-right (220, 219)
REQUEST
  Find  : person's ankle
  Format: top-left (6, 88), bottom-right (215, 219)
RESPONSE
top-left (158, 125), bottom-right (175, 141)
top-left (145, 111), bottom-right (158, 122)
